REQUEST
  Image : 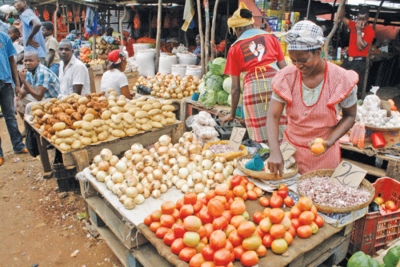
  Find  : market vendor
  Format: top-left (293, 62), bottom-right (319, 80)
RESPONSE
top-left (193, 34), bottom-right (201, 65)
top-left (100, 49), bottom-right (132, 99)
top-left (221, 2), bottom-right (287, 144)
top-left (266, 20), bottom-right (358, 176)
top-left (58, 39), bottom-right (90, 96)
top-left (339, 6), bottom-right (375, 98)
top-left (123, 31), bottom-right (135, 58)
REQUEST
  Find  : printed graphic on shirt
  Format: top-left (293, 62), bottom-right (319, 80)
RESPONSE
top-left (241, 36), bottom-right (267, 63)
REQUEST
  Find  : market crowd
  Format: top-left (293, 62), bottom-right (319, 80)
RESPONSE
top-left (0, 0), bottom-right (375, 175)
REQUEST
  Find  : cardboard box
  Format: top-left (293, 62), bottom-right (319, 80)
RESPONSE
top-left (319, 206), bottom-right (368, 228)
top-left (91, 64), bottom-right (105, 76)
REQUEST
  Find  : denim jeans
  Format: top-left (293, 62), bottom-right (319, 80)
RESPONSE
top-left (49, 63), bottom-right (60, 77)
top-left (0, 82), bottom-right (25, 157)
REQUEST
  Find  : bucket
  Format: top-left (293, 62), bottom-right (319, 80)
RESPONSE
top-left (177, 52), bottom-right (197, 65)
top-left (159, 54), bottom-right (178, 74)
top-left (133, 43), bottom-right (151, 55)
top-left (171, 64), bottom-right (187, 77)
top-left (185, 65), bottom-right (202, 78)
top-left (136, 49), bottom-right (156, 77)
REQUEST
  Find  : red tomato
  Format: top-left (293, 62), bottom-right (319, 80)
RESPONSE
top-left (163, 230), bottom-right (176, 246)
top-left (230, 175), bottom-right (243, 188)
top-left (179, 247), bottom-right (197, 262)
top-left (277, 189), bottom-right (288, 199)
top-left (213, 248), bottom-right (234, 266)
top-left (171, 238), bottom-right (186, 255)
top-left (201, 244), bottom-right (215, 261)
top-left (253, 211), bottom-right (266, 225)
top-left (270, 195), bottom-right (283, 208)
top-left (284, 196), bottom-right (295, 207)
top-left (173, 222), bottom-right (187, 238)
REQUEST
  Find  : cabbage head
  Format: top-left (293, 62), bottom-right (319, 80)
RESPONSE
top-left (197, 81), bottom-right (206, 94)
top-left (199, 90), bottom-right (217, 107)
top-left (217, 90), bottom-right (229, 105)
top-left (223, 77), bottom-right (232, 94)
top-left (206, 75), bottom-right (224, 92)
top-left (204, 71), bottom-right (213, 83)
top-left (208, 57), bottom-right (226, 76)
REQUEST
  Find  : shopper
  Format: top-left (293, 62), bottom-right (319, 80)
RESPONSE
top-left (58, 39), bottom-right (90, 96)
top-left (8, 25), bottom-right (24, 71)
top-left (14, 0), bottom-right (47, 63)
top-left (41, 21), bottom-right (60, 76)
top-left (100, 49), bottom-right (131, 99)
top-left (266, 20), bottom-right (358, 175)
top-left (221, 2), bottom-right (287, 144)
top-left (339, 6), bottom-right (375, 98)
top-left (0, 31), bottom-right (27, 166)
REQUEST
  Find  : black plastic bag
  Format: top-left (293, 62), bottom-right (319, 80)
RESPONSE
top-left (26, 126), bottom-right (39, 157)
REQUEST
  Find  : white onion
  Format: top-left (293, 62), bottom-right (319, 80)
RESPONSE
top-left (106, 180), bottom-right (115, 190)
top-left (151, 180), bottom-right (161, 190)
top-left (120, 156), bottom-right (128, 163)
top-left (225, 165), bottom-right (234, 175)
top-left (159, 154), bottom-right (169, 165)
top-left (124, 197), bottom-right (136, 210)
top-left (188, 144), bottom-right (200, 155)
top-left (166, 180), bottom-right (173, 188)
top-left (178, 137), bottom-right (186, 145)
top-left (196, 165), bottom-right (204, 173)
top-left (124, 169), bottom-right (133, 179)
top-left (147, 173), bottom-right (154, 182)
top-left (143, 188), bottom-right (150, 198)
top-left (183, 132), bottom-right (194, 142)
top-left (112, 172), bottom-right (124, 183)
top-left (171, 164), bottom-right (179, 175)
top-left (178, 167), bottom-right (190, 179)
top-left (93, 155), bottom-right (102, 165)
top-left (153, 169), bottom-right (163, 180)
top-left (192, 172), bottom-right (203, 183)
top-left (172, 175), bottom-right (180, 185)
top-left (90, 163), bottom-right (97, 170)
top-left (149, 147), bottom-right (156, 154)
top-left (177, 156), bottom-right (189, 168)
top-left (158, 146), bottom-right (168, 156)
top-left (108, 166), bottom-right (117, 175)
top-left (136, 162), bottom-right (145, 172)
top-left (120, 194), bottom-right (128, 204)
top-left (143, 155), bottom-right (153, 167)
top-left (214, 173), bottom-right (225, 183)
top-left (125, 187), bottom-right (138, 198)
top-left (194, 183), bottom-right (205, 193)
top-left (207, 170), bottom-right (215, 179)
top-left (136, 183), bottom-right (144, 194)
top-left (131, 143), bottom-right (143, 153)
top-left (202, 150), bottom-right (214, 159)
top-left (125, 176), bottom-right (138, 187)
top-left (212, 162), bottom-right (224, 173)
top-left (187, 176), bottom-right (194, 187)
top-left (194, 155), bottom-right (203, 165)
top-left (181, 183), bottom-right (190, 193)
top-left (100, 148), bottom-right (113, 161)
top-left (152, 189), bottom-right (161, 199)
top-left (143, 166), bottom-right (154, 176)
top-left (96, 171), bottom-right (107, 182)
top-left (109, 155), bottom-right (119, 166)
top-left (119, 183), bottom-right (128, 194)
top-left (160, 184), bottom-right (168, 193)
top-left (197, 192), bottom-right (206, 200)
top-left (222, 168), bottom-right (230, 179)
top-left (168, 148), bottom-right (179, 158)
top-left (124, 150), bottom-right (133, 160)
top-left (202, 159), bottom-right (213, 170)
top-left (162, 164), bottom-right (171, 173)
top-left (90, 167), bottom-right (99, 177)
top-left (105, 175), bottom-right (112, 183)
top-left (113, 184), bottom-right (122, 194)
top-left (176, 179), bottom-right (187, 189)
top-left (115, 160), bottom-right (128, 173)
top-left (169, 158), bottom-right (178, 166)
top-left (135, 194), bottom-right (145, 204)
top-left (159, 135), bottom-right (171, 146)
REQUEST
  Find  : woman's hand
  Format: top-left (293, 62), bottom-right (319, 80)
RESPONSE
top-left (308, 138), bottom-right (332, 157)
top-left (221, 113), bottom-right (234, 125)
top-left (267, 151), bottom-right (284, 178)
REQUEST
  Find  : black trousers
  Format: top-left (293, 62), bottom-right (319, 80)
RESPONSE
top-left (341, 58), bottom-right (366, 99)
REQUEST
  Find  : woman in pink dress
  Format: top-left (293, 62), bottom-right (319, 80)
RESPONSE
top-left (267, 20), bottom-right (359, 175)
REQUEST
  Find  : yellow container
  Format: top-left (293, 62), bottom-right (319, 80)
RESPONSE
top-left (280, 40), bottom-right (287, 55)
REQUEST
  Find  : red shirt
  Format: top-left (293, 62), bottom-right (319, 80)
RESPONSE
top-left (347, 20), bottom-right (375, 57)
top-left (224, 30), bottom-right (284, 76)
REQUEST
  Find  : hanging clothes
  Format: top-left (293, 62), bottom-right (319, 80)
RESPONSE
top-left (85, 7), bottom-right (99, 35)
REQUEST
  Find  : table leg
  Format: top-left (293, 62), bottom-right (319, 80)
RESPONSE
top-left (35, 133), bottom-right (53, 179)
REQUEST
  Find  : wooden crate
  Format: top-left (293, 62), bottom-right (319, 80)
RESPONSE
top-left (341, 144), bottom-right (400, 180)
top-left (91, 64), bottom-right (105, 76)
top-left (126, 71), bottom-right (139, 86)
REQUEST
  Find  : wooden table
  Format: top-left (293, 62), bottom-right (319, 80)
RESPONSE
top-left (26, 121), bottom-right (184, 178)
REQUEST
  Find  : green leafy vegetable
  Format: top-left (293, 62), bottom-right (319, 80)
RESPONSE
top-left (206, 75), bottom-right (224, 92)
top-left (208, 57), bottom-right (226, 76)
top-left (217, 90), bottom-right (229, 105)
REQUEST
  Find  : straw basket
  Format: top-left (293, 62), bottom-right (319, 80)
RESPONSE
top-left (203, 140), bottom-right (248, 161)
top-left (297, 169), bottom-right (375, 213)
top-left (237, 154), bottom-right (298, 180)
top-left (365, 125), bottom-right (400, 132)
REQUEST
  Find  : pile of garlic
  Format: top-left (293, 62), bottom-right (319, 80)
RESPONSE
top-left (191, 111), bottom-right (219, 146)
top-left (357, 94), bottom-right (400, 127)
top-left (89, 132), bottom-right (236, 210)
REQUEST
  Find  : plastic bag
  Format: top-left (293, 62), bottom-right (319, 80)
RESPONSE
top-left (26, 126), bottom-right (39, 157)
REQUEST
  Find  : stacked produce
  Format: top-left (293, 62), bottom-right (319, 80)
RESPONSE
top-left (29, 92), bottom-right (177, 152)
top-left (79, 47), bottom-right (92, 63)
top-left (144, 177), bottom-right (325, 266)
top-left (190, 111), bottom-right (219, 146)
top-left (133, 73), bottom-right (201, 99)
top-left (357, 94), bottom-right (400, 128)
top-left (372, 195), bottom-right (399, 215)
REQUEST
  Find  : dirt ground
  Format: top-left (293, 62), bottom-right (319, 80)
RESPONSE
top-left (0, 116), bottom-right (122, 266)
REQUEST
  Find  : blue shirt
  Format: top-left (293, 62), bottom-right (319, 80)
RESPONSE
top-left (26, 64), bottom-right (60, 99)
top-left (0, 32), bottom-right (16, 85)
top-left (20, 9), bottom-right (47, 58)
top-left (0, 20), bottom-right (9, 33)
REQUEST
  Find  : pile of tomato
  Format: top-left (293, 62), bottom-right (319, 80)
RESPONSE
top-left (143, 175), bottom-right (325, 267)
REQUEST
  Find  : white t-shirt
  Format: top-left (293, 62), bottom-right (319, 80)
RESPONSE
top-left (59, 56), bottom-right (91, 96)
top-left (13, 40), bottom-right (25, 71)
top-left (100, 69), bottom-right (129, 95)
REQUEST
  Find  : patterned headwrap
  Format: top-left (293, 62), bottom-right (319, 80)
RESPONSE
top-left (284, 20), bottom-right (324, 51)
top-left (227, 2), bottom-right (254, 31)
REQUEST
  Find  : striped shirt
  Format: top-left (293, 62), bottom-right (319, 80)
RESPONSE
top-left (26, 64), bottom-right (60, 99)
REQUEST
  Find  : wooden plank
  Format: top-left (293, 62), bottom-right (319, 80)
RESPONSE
top-left (341, 143), bottom-right (400, 162)
top-left (387, 160), bottom-right (400, 181)
top-left (342, 158), bottom-right (387, 177)
top-left (71, 150), bottom-right (90, 173)
top-left (86, 196), bottom-right (148, 249)
top-left (131, 243), bottom-right (174, 267)
top-left (62, 122), bottom-right (183, 167)
top-left (78, 178), bottom-right (98, 199)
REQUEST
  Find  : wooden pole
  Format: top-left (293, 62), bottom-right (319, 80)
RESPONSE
top-left (72, 3), bottom-right (77, 31)
top-left (324, 0), bottom-right (346, 60)
top-left (362, 0), bottom-right (384, 99)
top-left (196, 0), bottom-right (205, 75)
top-left (204, 0), bottom-right (210, 71)
top-left (224, 1), bottom-right (229, 58)
top-left (155, 0), bottom-right (163, 73)
top-left (120, 5), bottom-right (127, 51)
top-left (54, 1), bottom-right (59, 40)
top-left (210, 0), bottom-right (220, 61)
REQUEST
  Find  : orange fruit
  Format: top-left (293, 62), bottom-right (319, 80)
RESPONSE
top-left (284, 231), bottom-right (293, 245)
top-left (310, 138), bottom-right (325, 155)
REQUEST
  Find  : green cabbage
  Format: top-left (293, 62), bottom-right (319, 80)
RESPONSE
top-left (199, 90), bottom-right (217, 107)
top-left (204, 71), bottom-right (213, 83)
top-left (206, 75), bottom-right (224, 92)
top-left (223, 77), bottom-right (232, 94)
top-left (197, 81), bottom-right (206, 94)
top-left (208, 57), bottom-right (226, 76)
top-left (217, 90), bottom-right (229, 105)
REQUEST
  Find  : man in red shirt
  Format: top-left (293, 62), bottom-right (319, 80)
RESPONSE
top-left (339, 6), bottom-right (375, 98)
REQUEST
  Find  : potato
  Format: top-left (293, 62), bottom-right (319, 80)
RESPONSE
top-left (31, 104), bottom-right (42, 112)
top-left (78, 96), bottom-right (89, 104)
top-left (82, 130), bottom-right (94, 137)
top-left (151, 114), bottom-right (163, 122)
top-left (80, 137), bottom-right (92, 145)
top-left (146, 98), bottom-right (157, 104)
top-left (72, 133), bottom-right (80, 139)
top-left (112, 129), bottom-right (126, 137)
top-left (53, 122), bottom-right (66, 131)
top-left (83, 113), bottom-right (95, 122)
top-left (98, 131), bottom-right (109, 141)
top-left (107, 100), bottom-right (116, 108)
top-left (141, 123), bottom-right (152, 131)
top-left (136, 118), bottom-right (149, 125)
top-left (75, 128), bottom-right (84, 135)
top-left (151, 121), bottom-right (163, 128)
top-left (117, 99), bottom-right (126, 107)
top-left (123, 104), bottom-right (135, 112)
top-left (59, 143), bottom-right (71, 152)
top-left (141, 104), bottom-right (153, 112)
top-left (82, 121), bottom-right (94, 131)
top-left (101, 110), bottom-right (112, 120)
top-left (123, 122), bottom-right (136, 129)
top-left (135, 101), bottom-right (147, 107)
top-left (64, 137), bottom-right (75, 145)
top-left (91, 135), bottom-right (98, 143)
top-left (152, 102), bottom-right (162, 109)
top-left (94, 126), bottom-right (106, 133)
top-left (121, 113), bottom-right (134, 124)
top-left (110, 106), bottom-right (123, 114)
top-left (105, 119), bottom-right (112, 125)
top-left (137, 96), bottom-right (147, 101)
top-left (51, 135), bottom-right (57, 142)
top-left (162, 105), bottom-right (175, 112)
top-left (71, 140), bottom-right (82, 150)
top-left (59, 129), bottom-right (75, 138)
top-left (160, 118), bottom-right (167, 125)
top-left (128, 108), bottom-right (139, 115)
top-left (54, 138), bottom-right (64, 145)
top-left (32, 109), bottom-right (45, 118)
top-left (135, 111), bottom-right (148, 119)
top-left (125, 128), bottom-right (139, 136)
top-left (110, 122), bottom-right (124, 130)
top-left (148, 109), bottom-right (161, 116)
top-left (91, 119), bottom-right (104, 128)
top-left (166, 118), bottom-right (175, 124)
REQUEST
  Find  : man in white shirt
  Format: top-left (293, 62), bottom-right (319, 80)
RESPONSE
top-left (58, 39), bottom-right (90, 96)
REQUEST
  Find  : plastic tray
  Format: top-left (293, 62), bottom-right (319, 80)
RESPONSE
top-left (348, 177), bottom-right (400, 256)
